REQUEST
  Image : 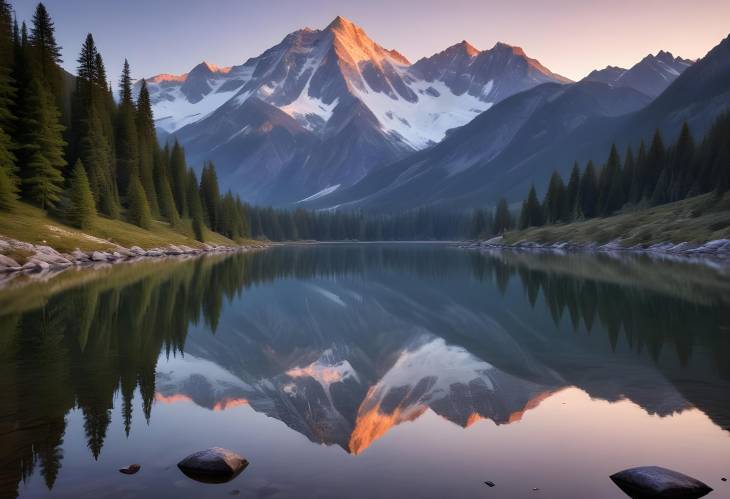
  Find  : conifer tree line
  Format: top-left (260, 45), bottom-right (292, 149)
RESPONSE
top-left (245, 205), bottom-right (470, 241)
top-left (471, 114), bottom-right (730, 237)
top-left (0, 2), bottom-right (251, 242)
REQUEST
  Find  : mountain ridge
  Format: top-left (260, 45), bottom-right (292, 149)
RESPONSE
top-left (138, 16), bottom-right (571, 205)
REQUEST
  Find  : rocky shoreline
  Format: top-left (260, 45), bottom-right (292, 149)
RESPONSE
top-left (460, 236), bottom-right (730, 263)
top-left (0, 236), bottom-right (272, 275)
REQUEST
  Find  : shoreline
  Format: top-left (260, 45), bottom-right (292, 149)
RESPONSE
top-left (0, 236), bottom-right (274, 277)
top-left (460, 236), bottom-right (730, 264)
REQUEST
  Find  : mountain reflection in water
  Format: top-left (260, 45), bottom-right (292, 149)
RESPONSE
top-left (1, 244), bottom-right (729, 499)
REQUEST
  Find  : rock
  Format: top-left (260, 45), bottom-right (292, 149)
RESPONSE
top-left (166, 245), bottom-right (183, 255)
top-left (177, 447), bottom-right (248, 484)
top-left (114, 247), bottom-right (133, 258)
top-left (484, 481), bottom-right (495, 487)
top-left (119, 464), bottom-right (141, 475)
top-left (129, 246), bottom-right (146, 256)
top-left (71, 249), bottom-right (91, 262)
top-left (610, 466), bottom-right (712, 498)
top-left (91, 251), bottom-right (109, 262)
top-left (22, 260), bottom-right (50, 272)
top-left (29, 251), bottom-right (72, 266)
top-left (145, 249), bottom-right (163, 257)
top-left (0, 254), bottom-right (20, 270)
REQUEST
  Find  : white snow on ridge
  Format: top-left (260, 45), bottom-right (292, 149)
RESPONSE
top-left (298, 184), bottom-right (341, 203)
top-left (354, 79), bottom-right (492, 149)
top-left (152, 82), bottom-right (243, 133)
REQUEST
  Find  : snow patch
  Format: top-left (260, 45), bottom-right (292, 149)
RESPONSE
top-left (297, 184), bottom-right (340, 203)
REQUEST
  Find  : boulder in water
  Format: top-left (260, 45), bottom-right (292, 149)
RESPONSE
top-left (119, 464), bottom-right (140, 475)
top-left (610, 466), bottom-right (712, 498)
top-left (177, 447), bottom-right (248, 484)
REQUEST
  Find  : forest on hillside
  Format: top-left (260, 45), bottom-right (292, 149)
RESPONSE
top-left (470, 115), bottom-right (730, 238)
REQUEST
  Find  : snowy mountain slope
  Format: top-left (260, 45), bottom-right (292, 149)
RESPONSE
top-left (583, 51), bottom-right (694, 97)
top-left (305, 36), bottom-right (730, 212)
top-left (140, 16), bottom-right (570, 204)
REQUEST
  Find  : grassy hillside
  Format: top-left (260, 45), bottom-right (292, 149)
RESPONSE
top-left (503, 193), bottom-right (730, 246)
top-left (0, 202), bottom-right (239, 254)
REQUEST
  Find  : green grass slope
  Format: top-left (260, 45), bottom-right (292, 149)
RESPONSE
top-left (504, 193), bottom-right (730, 246)
top-left (0, 201), bottom-right (239, 254)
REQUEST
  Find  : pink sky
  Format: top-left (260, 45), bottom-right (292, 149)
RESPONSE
top-left (11, 0), bottom-right (730, 81)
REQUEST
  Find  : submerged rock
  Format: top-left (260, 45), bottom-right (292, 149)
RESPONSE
top-left (177, 447), bottom-right (248, 484)
top-left (610, 466), bottom-right (712, 498)
top-left (119, 464), bottom-right (141, 475)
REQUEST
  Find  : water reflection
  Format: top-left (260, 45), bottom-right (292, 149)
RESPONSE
top-left (1, 245), bottom-right (729, 498)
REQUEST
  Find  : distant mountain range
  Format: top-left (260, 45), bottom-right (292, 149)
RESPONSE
top-left (304, 34), bottom-right (730, 212)
top-left (138, 17), bottom-right (729, 210)
top-left (140, 16), bottom-right (572, 204)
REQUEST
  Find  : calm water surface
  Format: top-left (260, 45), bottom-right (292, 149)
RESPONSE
top-left (1, 244), bottom-right (729, 498)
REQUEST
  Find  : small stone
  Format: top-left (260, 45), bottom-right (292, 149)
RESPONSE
top-left (532, 488), bottom-right (540, 491)
top-left (722, 477), bottom-right (727, 482)
top-left (610, 466), bottom-right (712, 498)
top-left (484, 481), bottom-right (495, 487)
top-left (177, 447), bottom-right (248, 484)
top-left (119, 464), bottom-right (141, 475)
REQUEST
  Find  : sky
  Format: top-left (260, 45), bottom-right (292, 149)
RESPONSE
top-left (10, 0), bottom-right (730, 85)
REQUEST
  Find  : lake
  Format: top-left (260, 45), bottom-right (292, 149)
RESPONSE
top-left (1, 243), bottom-right (729, 498)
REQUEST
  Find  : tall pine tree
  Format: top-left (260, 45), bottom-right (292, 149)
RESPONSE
top-left (66, 159), bottom-right (95, 229)
top-left (115, 59), bottom-right (138, 194)
top-left (135, 79), bottom-right (158, 214)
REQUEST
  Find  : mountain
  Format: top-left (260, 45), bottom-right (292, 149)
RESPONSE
top-left (304, 80), bottom-right (651, 211)
top-left (307, 35), bottom-right (730, 212)
top-left (583, 50), bottom-right (694, 97)
top-left (140, 16), bottom-right (570, 204)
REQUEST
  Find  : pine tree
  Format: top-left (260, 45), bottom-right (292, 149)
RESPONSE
top-left (169, 140), bottom-right (187, 215)
top-left (543, 170), bottom-right (566, 224)
top-left (153, 146), bottom-right (179, 226)
top-left (126, 175), bottom-right (151, 229)
top-left (669, 122), bottom-right (694, 201)
top-left (70, 34), bottom-right (119, 217)
top-left (115, 59), bottom-right (138, 194)
top-left (135, 79), bottom-right (158, 214)
top-left (186, 169), bottom-right (204, 241)
top-left (16, 77), bottom-right (66, 209)
top-left (644, 129), bottom-right (665, 200)
top-left (622, 146), bottom-right (635, 203)
top-left (66, 159), bottom-right (95, 228)
top-left (199, 161), bottom-right (220, 229)
top-left (0, 0), bottom-right (12, 68)
top-left (598, 144), bottom-right (624, 215)
top-left (493, 198), bottom-right (511, 234)
top-left (578, 161), bottom-right (598, 218)
top-left (519, 185), bottom-right (543, 229)
top-left (564, 162), bottom-right (581, 221)
top-left (629, 140), bottom-right (647, 203)
top-left (0, 0), bottom-right (16, 205)
top-left (29, 3), bottom-right (63, 111)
